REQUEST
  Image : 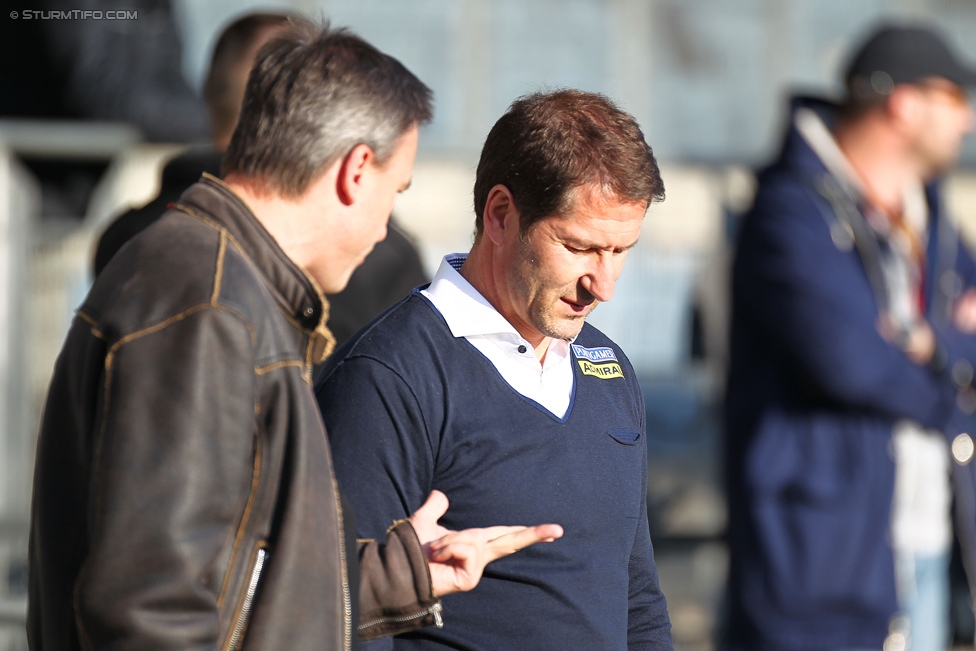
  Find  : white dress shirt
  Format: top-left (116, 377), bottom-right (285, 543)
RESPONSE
top-left (421, 253), bottom-right (575, 418)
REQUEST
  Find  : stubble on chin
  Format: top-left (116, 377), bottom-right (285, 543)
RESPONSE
top-left (533, 302), bottom-right (597, 341)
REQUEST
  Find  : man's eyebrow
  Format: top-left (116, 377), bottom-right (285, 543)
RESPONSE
top-left (563, 237), bottom-right (638, 252)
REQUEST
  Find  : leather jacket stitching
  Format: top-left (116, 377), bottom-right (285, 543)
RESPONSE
top-left (216, 430), bottom-right (262, 609)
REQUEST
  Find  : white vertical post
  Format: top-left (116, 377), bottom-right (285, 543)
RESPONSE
top-left (0, 139), bottom-right (38, 647)
top-left (0, 141), bottom-right (37, 522)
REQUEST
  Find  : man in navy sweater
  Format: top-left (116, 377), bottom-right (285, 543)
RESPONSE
top-left (316, 90), bottom-right (673, 650)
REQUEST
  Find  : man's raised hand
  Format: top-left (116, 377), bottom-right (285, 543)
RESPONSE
top-left (408, 490), bottom-right (563, 596)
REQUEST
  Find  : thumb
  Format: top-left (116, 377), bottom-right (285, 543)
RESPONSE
top-left (410, 490), bottom-right (449, 525)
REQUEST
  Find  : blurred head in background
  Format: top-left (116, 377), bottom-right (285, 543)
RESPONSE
top-left (204, 12), bottom-right (293, 151)
top-left (840, 24), bottom-right (976, 180)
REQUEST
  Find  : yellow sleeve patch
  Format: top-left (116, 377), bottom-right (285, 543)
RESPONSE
top-left (578, 360), bottom-right (624, 379)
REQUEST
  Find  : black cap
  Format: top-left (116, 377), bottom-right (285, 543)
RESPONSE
top-left (844, 24), bottom-right (976, 98)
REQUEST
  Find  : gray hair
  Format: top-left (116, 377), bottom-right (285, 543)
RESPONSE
top-left (223, 19), bottom-right (433, 198)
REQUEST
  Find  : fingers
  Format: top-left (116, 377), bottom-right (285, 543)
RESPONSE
top-left (425, 523), bottom-right (564, 597)
top-left (427, 542), bottom-right (479, 596)
top-left (408, 491), bottom-right (453, 545)
top-left (426, 526), bottom-right (522, 553)
top-left (876, 313), bottom-right (937, 365)
top-left (410, 490), bottom-right (449, 524)
top-left (471, 525), bottom-right (533, 540)
top-left (483, 524), bottom-right (564, 561)
top-left (955, 292), bottom-right (976, 333)
top-left (904, 323), bottom-right (935, 364)
top-left (428, 540), bottom-right (473, 564)
top-left (427, 523), bottom-right (563, 559)
top-left (489, 524), bottom-right (563, 544)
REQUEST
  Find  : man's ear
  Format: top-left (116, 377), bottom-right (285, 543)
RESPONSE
top-left (336, 144), bottom-right (374, 206)
top-left (887, 85), bottom-right (925, 135)
top-left (482, 185), bottom-right (520, 246)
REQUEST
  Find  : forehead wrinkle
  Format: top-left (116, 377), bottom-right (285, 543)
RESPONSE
top-left (546, 205), bottom-right (644, 251)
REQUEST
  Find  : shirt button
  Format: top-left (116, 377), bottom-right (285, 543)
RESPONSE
top-left (304, 306), bottom-right (314, 317)
top-left (953, 433), bottom-right (975, 465)
top-left (517, 345), bottom-right (527, 354)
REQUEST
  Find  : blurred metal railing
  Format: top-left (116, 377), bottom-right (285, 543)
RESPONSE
top-left (0, 121), bottom-right (146, 651)
top-left (0, 138), bottom-right (38, 651)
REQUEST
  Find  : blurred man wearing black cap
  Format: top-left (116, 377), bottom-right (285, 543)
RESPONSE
top-left (725, 23), bottom-right (976, 651)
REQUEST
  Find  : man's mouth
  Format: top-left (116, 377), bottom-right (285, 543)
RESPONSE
top-left (561, 298), bottom-right (591, 314)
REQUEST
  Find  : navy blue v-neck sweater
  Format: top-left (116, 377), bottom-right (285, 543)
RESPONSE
top-left (316, 292), bottom-right (673, 650)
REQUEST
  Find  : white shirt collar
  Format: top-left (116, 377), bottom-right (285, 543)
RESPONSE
top-left (423, 253), bottom-right (526, 339)
top-left (421, 253), bottom-right (576, 417)
top-left (421, 253), bottom-right (575, 353)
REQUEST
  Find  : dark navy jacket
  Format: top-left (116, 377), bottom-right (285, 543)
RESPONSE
top-left (316, 291), bottom-right (673, 650)
top-left (724, 96), bottom-right (976, 650)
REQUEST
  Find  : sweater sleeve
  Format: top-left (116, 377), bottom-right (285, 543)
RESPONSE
top-left (317, 355), bottom-right (437, 646)
top-left (626, 388), bottom-right (674, 649)
top-left (627, 504), bottom-right (673, 649)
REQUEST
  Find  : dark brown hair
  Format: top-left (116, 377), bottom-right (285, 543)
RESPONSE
top-left (203, 12), bottom-right (293, 142)
top-left (223, 20), bottom-right (433, 198)
top-left (473, 89), bottom-right (664, 236)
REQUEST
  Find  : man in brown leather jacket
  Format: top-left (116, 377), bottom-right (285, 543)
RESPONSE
top-left (27, 20), bottom-right (561, 650)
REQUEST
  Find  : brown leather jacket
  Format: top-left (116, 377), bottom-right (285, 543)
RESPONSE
top-left (28, 175), bottom-right (441, 650)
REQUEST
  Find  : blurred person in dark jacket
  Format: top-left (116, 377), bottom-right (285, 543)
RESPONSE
top-left (0, 0), bottom-right (210, 217)
top-left (92, 11), bottom-right (292, 276)
top-left (93, 11), bottom-right (429, 347)
top-left (28, 20), bottom-right (561, 650)
top-left (725, 23), bottom-right (976, 651)
top-left (0, 0), bottom-right (209, 142)
top-left (325, 219), bottom-right (428, 346)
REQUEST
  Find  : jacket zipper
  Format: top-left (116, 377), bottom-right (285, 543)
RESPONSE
top-left (357, 602), bottom-right (444, 633)
top-left (334, 483), bottom-right (352, 650)
top-left (226, 547), bottom-right (268, 651)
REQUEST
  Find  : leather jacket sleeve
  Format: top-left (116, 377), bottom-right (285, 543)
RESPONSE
top-left (357, 520), bottom-right (442, 641)
top-left (72, 307), bottom-right (259, 648)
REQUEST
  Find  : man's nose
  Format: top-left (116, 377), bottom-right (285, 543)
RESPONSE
top-left (580, 255), bottom-right (618, 303)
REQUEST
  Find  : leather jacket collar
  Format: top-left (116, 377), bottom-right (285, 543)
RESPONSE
top-left (175, 174), bottom-right (336, 363)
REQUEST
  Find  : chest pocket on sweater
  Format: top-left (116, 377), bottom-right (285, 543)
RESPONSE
top-left (608, 428), bottom-right (641, 445)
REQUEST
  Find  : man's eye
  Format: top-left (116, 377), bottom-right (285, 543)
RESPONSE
top-left (565, 245), bottom-right (586, 254)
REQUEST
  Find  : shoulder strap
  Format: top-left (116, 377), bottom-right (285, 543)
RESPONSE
top-left (808, 172), bottom-right (891, 316)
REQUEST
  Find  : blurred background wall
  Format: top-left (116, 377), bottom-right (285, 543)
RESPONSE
top-left (175, 0), bottom-right (976, 166)
top-left (4, 1), bottom-right (976, 649)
